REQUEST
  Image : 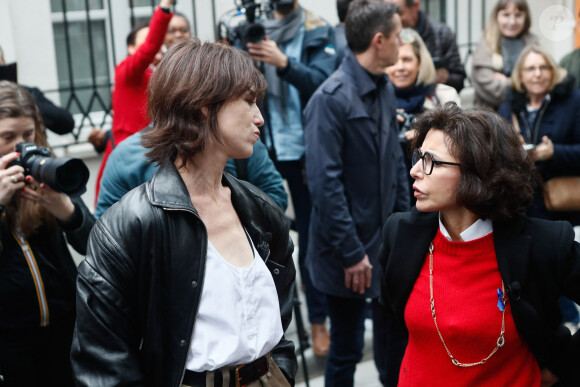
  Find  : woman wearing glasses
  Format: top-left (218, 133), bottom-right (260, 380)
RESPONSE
top-left (499, 45), bottom-right (580, 332)
top-left (499, 45), bottom-right (580, 226)
top-left (379, 102), bottom-right (580, 386)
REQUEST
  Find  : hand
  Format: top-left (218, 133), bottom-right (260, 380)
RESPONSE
top-left (0, 152), bottom-right (26, 206)
top-left (20, 176), bottom-right (75, 222)
top-left (396, 109), bottom-right (405, 123)
top-left (88, 126), bottom-right (106, 149)
top-left (159, 0), bottom-right (175, 8)
top-left (344, 255), bottom-right (373, 295)
top-left (493, 72), bottom-right (508, 81)
top-left (435, 68), bottom-right (449, 84)
top-left (540, 368), bottom-right (558, 387)
top-left (247, 37), bottom-right (289, 69)
top-left (404, 129), bottom-right (417, 141)
top-left (530, 136), bottom-right (554, 161)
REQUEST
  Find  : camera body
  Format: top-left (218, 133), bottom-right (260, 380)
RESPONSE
top-left (219, 0), bottom-right (296, 50)
top-left (9, 142), bottom-right (89, 196)
top-left (397, 111), bottom-right (415, 143)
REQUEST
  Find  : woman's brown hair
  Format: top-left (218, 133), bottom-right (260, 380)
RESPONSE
top-left (0, 81), bottom-right (56, 236)
top-left (143, 40), bottom-right (267, 168)
top-left (484, 0), bottom-right (532, 70)
top-left (411, 102), bottom-right (534, 220)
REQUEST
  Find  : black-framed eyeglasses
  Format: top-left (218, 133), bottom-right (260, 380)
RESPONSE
top-left (412, 148), bottom-right (461, 175)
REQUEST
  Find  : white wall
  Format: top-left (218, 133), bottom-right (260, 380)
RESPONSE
top-left (529, 0), bottom-right (576, 62)
top-left (0, 0), bottom-right (59, 91)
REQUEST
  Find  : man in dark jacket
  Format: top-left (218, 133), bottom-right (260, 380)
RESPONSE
top-left (246, 0), bottom-right (336, 356)
top-left (387, 0), bottom-right (466, 92)
top-left (0, 46), bottom-right (75, 135)
top-left (304, 1), bottom-right (410, 386)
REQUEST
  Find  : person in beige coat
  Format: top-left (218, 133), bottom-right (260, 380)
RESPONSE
top-left (471, 0), bottom-right (537, 110)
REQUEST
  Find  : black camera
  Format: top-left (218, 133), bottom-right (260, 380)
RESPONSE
top-left (218, 0), bottom-right (295, 50)
top-left (237, 0), bottom-right (266, 51)
top-left (9, 142), bottom-right (89, 196)
top-left (397, 111), bottom-right (416, 143)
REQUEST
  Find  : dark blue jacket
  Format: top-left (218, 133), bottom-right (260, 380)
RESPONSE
top-left (498, 75), bottom-right (580, 224)
top-left (304, 49), bottom-right (411, 299)
top-left (276, 9), bottom-right (337, 105)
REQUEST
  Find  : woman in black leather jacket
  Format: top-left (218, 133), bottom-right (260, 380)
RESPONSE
top-left (0, 81), bottom-right (94, 386)
top-left (71, 41), bottom-right (297, 387)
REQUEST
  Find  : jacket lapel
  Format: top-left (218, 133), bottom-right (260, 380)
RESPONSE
top-left (387, 210), bottom-right (438, 325)
top-left (493, 216), bottom-right (531, 299)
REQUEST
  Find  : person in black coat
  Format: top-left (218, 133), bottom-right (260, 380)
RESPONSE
top-left (379, 103), bottom-right (580, 386)
top-left (499, 44), bottom-right (580, 227)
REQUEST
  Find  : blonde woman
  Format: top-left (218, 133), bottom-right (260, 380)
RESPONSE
top-left (386, 28), bottom-right (461, 142)
top-left (386, 28), bottom-right (461, 204)
top-left (471, 0), bottom-right (537, 110)
top-left (499, 45), bottom-right (580, 335)
top-left (499, 45), bottom-right (580, 226)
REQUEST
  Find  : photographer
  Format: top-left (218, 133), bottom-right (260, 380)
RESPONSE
top-left (0, 81), bottom-right (94, 386)
top-left (244, 0), bottom-right (336, 356)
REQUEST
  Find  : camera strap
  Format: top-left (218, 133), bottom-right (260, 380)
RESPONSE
top-left (12, 231), bottom-right (50, 327)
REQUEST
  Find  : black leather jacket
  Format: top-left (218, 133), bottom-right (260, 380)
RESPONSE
top-left (71, 163), bottom-right (297, 386)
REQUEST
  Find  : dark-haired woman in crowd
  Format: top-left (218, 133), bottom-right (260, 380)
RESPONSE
top-left (471, 0), bottom-right (537, 110)
top-left (0, 81), bottom-right (94, 386)
top-left (379, 103), bottom-right (580, 386)
top-left (71, 40), bottom-right (296, 386)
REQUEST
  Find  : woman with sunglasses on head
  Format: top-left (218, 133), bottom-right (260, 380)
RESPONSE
top-left (0, 81), bottom-right (94, 386)
top-left (386, 28), bottom-right (461, 143)
top-left (471, 0), bottom-right (537, 111)
top-left (379, 102), bottom-right (580, 386)
top-left (386, 28), bottom-right (460, 203)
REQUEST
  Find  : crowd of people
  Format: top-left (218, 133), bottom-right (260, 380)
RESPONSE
top-left (1, 0), bottom-right (580, 386)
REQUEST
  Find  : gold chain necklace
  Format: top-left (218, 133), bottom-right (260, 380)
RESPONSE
top-left (428, 242), bottom-right (506, 367)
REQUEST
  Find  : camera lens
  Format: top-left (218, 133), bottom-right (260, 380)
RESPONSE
top-left (29, 156), bottom-right (89, 195)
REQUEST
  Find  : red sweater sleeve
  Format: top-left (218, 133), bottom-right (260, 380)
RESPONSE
top-left (117, 7), bottom-right (173, 85)
top-left (111, 7), bottom-right (172, 145)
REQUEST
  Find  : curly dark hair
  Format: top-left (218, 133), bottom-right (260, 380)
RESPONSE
top-left (411, 102), bottom-right (534, 220)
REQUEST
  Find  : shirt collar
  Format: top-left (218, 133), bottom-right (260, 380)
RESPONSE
top-left (438, 214), bottom-right (493, 242)
top-left (342, 49), bottom-right (387, 96)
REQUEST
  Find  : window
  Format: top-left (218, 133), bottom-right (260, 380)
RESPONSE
top-left (50, 0), bottom-right (112, 127)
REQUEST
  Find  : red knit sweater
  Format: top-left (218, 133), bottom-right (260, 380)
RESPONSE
top-left (399, 230), bottom-right (540, 386)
